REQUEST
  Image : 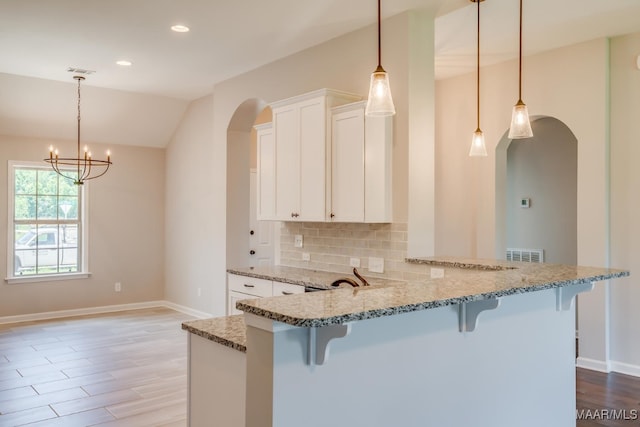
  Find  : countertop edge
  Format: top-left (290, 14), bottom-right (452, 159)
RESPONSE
top-left (182, 322), bottom-right (247, 353)
top-left (235, 271), bottom-right (629, 328)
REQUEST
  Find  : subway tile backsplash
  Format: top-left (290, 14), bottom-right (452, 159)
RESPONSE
top-left (279, 222), bottom-right (430, 281)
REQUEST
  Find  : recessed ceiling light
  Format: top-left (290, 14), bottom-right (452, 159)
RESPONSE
top-left (116, 60), bottom-right (132, 66)
top-left (171, 24), bottom-right (190, 33)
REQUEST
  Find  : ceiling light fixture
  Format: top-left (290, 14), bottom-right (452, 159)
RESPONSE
top-left (469, 0), bottom-right (487, 157)
top-left (365, 0), bottom-right (395, 116)
top-left (171, 24), bottom-right (190, 33)
top-left (45, 76), bottom-right (112, 185)
top-left (508, 0), bottom-right (533, 139)
top-left (116, 60), bottom-right (132, 66)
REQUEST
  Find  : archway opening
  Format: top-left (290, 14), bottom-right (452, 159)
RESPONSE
top-left (226, 99), bottom-right (272, 269)
top-left (495, 116), bottom-right (578, 264)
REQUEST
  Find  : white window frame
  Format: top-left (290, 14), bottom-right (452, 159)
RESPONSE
top-left (6, 161), bottom-right (90, 284)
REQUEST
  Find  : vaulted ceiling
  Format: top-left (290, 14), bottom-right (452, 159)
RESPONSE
top-left (2, 0), bottom-right (640, 147)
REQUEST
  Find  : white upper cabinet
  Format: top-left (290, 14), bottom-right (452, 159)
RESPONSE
top-left (270, 89), bottom-right (360, 221)
top-left (331, 103), bottom-right (365, 222)
top-left (256, 89), bottom-right (392, 223)
top-left (255, 123), bottom-right (276, 220)
top-left (330, 101), bottom-right (393, 223)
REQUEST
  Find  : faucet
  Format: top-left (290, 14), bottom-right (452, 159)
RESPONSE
top-left (329, 268), bottom-right (371, 288)
top-left (353, 268), bottom-right (370, 286)
top-left (330, 277), bottom-right (360, 287)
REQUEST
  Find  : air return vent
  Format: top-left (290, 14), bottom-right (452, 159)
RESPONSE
top-left (506, 248), bottom-right (544, 263)
top-left (67, 67), bottom-right (96, 75)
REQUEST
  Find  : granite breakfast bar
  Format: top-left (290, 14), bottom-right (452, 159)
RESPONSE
top-left (183, 258), bottom-right (628, 427)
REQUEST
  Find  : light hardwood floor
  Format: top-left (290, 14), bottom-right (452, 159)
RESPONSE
top-left (2, 308), bottom-right (639, 426)
top-left (0, 308), bottom-right (194, 426)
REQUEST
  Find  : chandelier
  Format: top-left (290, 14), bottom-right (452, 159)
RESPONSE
top-left (45, 75), bottom-right (112, 185)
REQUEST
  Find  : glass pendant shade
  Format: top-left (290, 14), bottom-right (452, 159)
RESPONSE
top-left (365, 68), bottom-right (396, 116)
top-left (508, 100), bottom-right (533, 138)
top-left (469, 128), bottom-right (487, 157)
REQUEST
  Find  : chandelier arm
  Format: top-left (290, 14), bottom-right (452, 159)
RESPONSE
top-left (82, 162), bottom-right (111, 181)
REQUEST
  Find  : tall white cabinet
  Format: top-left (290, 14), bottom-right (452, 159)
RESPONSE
top-left (254, 123), bottom-right (276, 220)
top-left (269, 89), bottom-right (361, 221)
top-left (331, 101), bottom-right (393, 223)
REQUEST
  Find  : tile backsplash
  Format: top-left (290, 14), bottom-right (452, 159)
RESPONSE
top-left (280, 222), bottom-right (430, 281)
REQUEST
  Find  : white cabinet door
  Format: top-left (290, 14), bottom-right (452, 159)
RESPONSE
top-left (329, 101), bottom-right (392, 223)
top-left (331, 106), bottom-right (365, 222)
top-left (273, 105), bottom-right (300, 220)
top-left (272, 281), bottom-right (305, 296)
top-left (298, 97), bottom-right (328, 221)
top-left (255, 124), bottom-right (276, 220)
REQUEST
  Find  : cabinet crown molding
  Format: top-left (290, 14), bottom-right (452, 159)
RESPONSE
top-left (269, 88), bottom-right (361, 110)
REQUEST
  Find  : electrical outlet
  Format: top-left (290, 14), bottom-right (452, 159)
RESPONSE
top-left (197, 287), bottom-right (202, 297)
top-left (302, 252), bottom-right (311, 261)
top-left (430, 268), bottom-right (445, 279)
top-left (294, 234), bottom-right (304, 248)
top-left (368, 257), bottom-right (384, 273)
top-left (115, 282), bottom-right (121, 292)
top-left (350, 257), bottom-right (361, 268)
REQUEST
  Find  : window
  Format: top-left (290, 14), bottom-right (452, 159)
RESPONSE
top-left (7, 161), bottom-right (88, 282)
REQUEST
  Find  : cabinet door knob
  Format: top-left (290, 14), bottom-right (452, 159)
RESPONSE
top-left (250, 230), bottom-right (254, 235)
top-left (291, 212), bottom-right (295, 218)
top-left (330, 213), bottom-right (335, 218)
top-left (249, 250), bottom-right (256, 255)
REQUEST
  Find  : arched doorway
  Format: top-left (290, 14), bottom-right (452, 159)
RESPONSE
top-left (495, 116), bottom-right (578, 264)
top-left (226, 99), bottom-right (274, 269)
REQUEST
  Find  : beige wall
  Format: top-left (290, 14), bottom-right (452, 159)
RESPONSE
top-left (0, 135), bottom-right (165, 316)
top-left (165, 94), bottom-right (216, 315)
top-left (164, 11), bottom-right (440, 317)
top-left (435, 36), bottom-right (640, 372)
top-left (610, 32), bottom-right (640, 373)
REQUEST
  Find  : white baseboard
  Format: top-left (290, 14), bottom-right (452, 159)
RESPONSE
top-left (0, 300), bottom-right (213, 325)
top-left (162, 301), bottom-right (212, 319)
top-left (609, 361), bottom-right (640, 378)
top-left (576, 356), bottom-right (611, 373)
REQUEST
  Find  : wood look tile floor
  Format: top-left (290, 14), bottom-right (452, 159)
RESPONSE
top-left (0, 308), bottom-right (194, 426)
top-left (1, 308), bottom-right (639, 426)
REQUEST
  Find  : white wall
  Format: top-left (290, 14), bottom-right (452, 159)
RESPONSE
top-left (0, 135), bottom-right (165, 316)
top-left (609, 32), bottom-right (640, 375)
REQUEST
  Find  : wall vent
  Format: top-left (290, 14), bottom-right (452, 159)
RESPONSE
top-left (506, 248), bottom-right (544, 263)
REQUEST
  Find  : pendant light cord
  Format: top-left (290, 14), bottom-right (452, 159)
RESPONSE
top-left (518, 0), bottom-right (523, 101)
top-left (377, 0), bottom-right (382, 68)
top-left (77, 76), bottom-right (82, 180)
top-left (476, 0), bottom-right (480, 129)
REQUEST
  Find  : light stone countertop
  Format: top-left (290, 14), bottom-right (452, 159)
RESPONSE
top-left (185, 258), bottom-right (629, 350)
top-left (182, 315), bottom-right (246, 353)
top-left (227, 265), bottom-right (405, 290)
top-left (236, 257), bottom-right (629, 328)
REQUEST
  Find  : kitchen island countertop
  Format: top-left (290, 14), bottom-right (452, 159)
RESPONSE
top-left (236, 257), bottom-right (629, 328)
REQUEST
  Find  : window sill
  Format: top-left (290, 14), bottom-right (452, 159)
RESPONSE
top-left (5, 272), bottom-right (91, 284)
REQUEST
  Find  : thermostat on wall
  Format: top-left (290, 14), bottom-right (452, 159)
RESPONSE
top-left (521, 198), bottom-right (530, 208)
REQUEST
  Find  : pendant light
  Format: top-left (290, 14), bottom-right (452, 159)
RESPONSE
top-left (365, 0), bottom-right (395, 116)
top-left (45, 75), bottom-right (112, 185)
top-left (508, 0), bottom-right (533, 139)
top-left (469, 0), bottom-right (487, 157)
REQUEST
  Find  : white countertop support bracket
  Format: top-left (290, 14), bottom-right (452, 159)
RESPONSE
top-left (458, 298), bottom-right (501, 332)
top-left (308, 323), bottom-right (351, 366)
top-left (556, 282), bottom-right (594, 311)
